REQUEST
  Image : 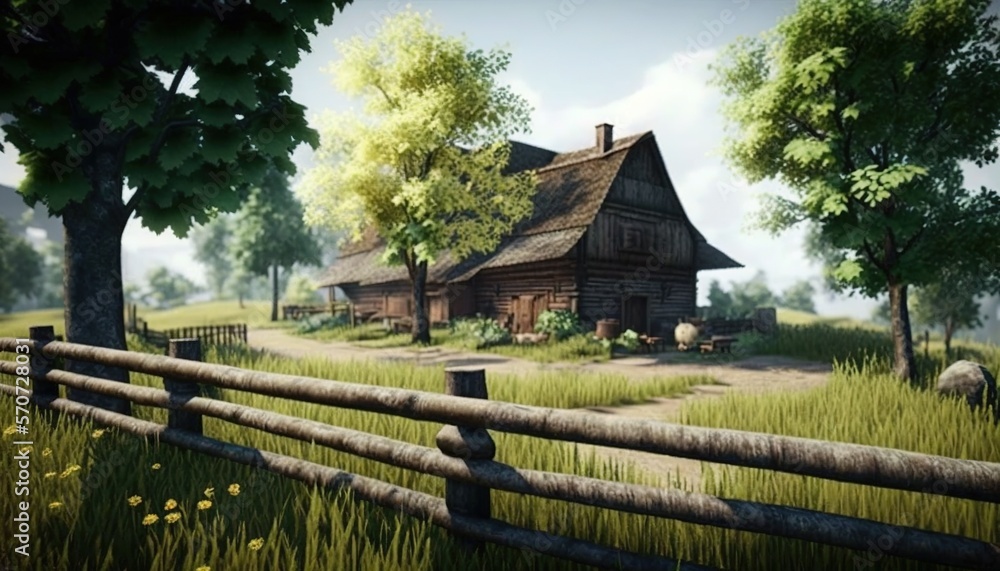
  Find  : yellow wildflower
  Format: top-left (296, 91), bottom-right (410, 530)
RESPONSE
top-left (227, 484), bottom-right (240, 496)
top-left (43, 472), bottom-right (57, 479)
top-left (41, 448), bottom-right (52, 457)
top-left (151, 463), bottom-right (161, 470)
top-left (164, 499), bottom-right (177, 510)
top-left (247, 537), bottom-right (264, 551)
top-left (203, 487), bottom-right (214, 498)
top-left (197, 500), bottom-right (212, 510)
top-left (2, 425), bottom-right (16, 436)
top-left (128, 495), bottom-right (143, 507)
top-left (59, 464), bottom-right (81, 478)
top-left (48, 502), bottom-right (63, 509)
top-left (18, 446), bottom-right (31, 455)
top-left (142, 514), bottom-right (159, 526)
top-left (195, 566), bottom-right (210, 571)
top-left (91, 429), bottom-right (106, 439)
top-left (164, 512), bottom-right (181, 524)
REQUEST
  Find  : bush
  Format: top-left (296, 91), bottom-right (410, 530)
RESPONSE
top-left (616, 329), bottom-right (641, 352)
top-left (534, 310), bottom-right (584, 341)
top-left (450, 315), bottom-right (511, 348)
top-left (296, 313), bottom-right (348, 334)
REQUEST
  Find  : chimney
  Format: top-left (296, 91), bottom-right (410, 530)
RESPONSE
top-left (596, 123), bottom-right (613, 153)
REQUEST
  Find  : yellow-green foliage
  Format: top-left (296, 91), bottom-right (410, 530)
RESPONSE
top-left (297, 8), bottom-right (537, 268)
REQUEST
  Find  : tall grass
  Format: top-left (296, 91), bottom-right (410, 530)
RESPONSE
top-left (2, 330), bottom-right (999, 570)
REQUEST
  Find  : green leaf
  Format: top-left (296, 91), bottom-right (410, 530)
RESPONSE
top-left (157, 129), bottom-right (200, 171)
top-left (135, 11), bottom-right (214, 69)
top-left (206, 25), bottom-right (259, 65)
top-left (15, 112), bottom-right (75, 150)
top-left (59, 0), bottom-right (112, 31)
top-left (197, 102), bottom-right (238, 127)
top-left (841, 104), bottom-right (860, 121)
top-left (202, 126), bottom-right (245, 164)
top-left (18, 152), bottom-right (91, 213)
top-left (832, 259), bottom-right (863, 283)
top-left (195, 63), bottom-right (259, 107)
top-left (78, 71), bottom-right (128, 114)
top-left (124, 161), bottom-right (169, 189)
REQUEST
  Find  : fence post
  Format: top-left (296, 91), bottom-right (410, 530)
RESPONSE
top-left (28, 326), bottom-right (59, 404)
top-left (435, 368), bottom-right (495, 553)
top-left (242, 324), bottom-right (247, 343)
top-left (164, 339), bottom-right (203, 435)
top-left (349, 302), bottom-right (356, 328)
top-left (924, 330), bottom-right (930, 360)
top-left (142, 321), bottom-right (148, 340)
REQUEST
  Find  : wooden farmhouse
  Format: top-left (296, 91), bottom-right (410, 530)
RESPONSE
top-left (317, 124), bottom-right (742, 337)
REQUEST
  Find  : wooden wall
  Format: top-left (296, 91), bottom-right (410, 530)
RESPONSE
top-left (470, 258), bottom-right (578, 332)
top-left (585, 209), bottom-right (693, 265)
top-left (576, 262), bottom-right (696, 336)
top-left (604, 140), bottom-right (683, 215)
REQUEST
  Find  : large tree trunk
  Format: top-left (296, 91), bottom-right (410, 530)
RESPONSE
top-left (411, 260), bottom-right (431, 345)
top-left (887, 279), bottom-right (918, 382)
top-left (62, 152), bottom-right (132, 415)
top-left (270, 264), bottom-right (279, 322)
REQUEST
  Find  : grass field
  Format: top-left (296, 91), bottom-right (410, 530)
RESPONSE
top-left (1, 312), bottom-right (998, 570)
top-left (0, 301), bottom-right (293, 340)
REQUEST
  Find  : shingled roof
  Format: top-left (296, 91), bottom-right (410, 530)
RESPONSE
top-left (318, 129), bottom-right (739, 287)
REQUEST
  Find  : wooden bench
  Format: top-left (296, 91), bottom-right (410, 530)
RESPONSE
top-left (699, 336), bottom-right (737, 354)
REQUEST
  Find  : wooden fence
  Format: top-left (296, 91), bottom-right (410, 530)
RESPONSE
top-left (124, 304), bottom-right (246, 349)
top-left (2, 326), bottom-right (999, 570)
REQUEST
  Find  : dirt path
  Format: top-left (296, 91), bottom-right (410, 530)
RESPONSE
top-left (248, 328), bottom-right (831, 489)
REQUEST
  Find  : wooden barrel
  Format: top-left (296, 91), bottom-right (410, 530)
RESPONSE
top-left (595, 319), bottom-right (620, 340)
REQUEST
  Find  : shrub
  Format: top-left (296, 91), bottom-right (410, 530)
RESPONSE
top-left (534, 310), bottom-right (584, 341)
top-left (296, 313), bottom-right (348, 334)
top-left (449, 315), bottom-right (511, 348)
top-left (615, 329), bottom-right (641, 352)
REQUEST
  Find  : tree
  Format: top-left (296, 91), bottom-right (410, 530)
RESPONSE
top-left (298, 9), bottom-right (538, 344)
top-left (705, 280), bottom-right (734, 318)
top-left (232, 166), bottom-right (321, 322)
top-left (142, 266), bottom-right (197, 309)
top-left (284, 274), bottom-right (322, 304)
top-left (191, 213), bottom-right (234, 300)
top-left (0, 1), bottom-right (351, 412)
top-left (911, 275), bottom-right (984, 358)
top-left (0, 218), bottom-right (43, 311)
top-left (780, 280), bottom-right (817, 314)
top-left (730, 270), bottom-right (777, 317)
top-left (712, 0), bottom-right (1000, 382)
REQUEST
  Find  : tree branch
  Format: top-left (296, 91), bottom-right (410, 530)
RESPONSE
top-left (784, 113), bottom-right (828, 141)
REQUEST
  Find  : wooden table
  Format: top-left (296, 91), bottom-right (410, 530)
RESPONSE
top-left (638, 335), bottom-right (665, 353)
top-left (699, 336), bottom-right (737, 354)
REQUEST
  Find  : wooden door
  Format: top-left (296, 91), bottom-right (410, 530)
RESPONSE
top-left (622, 296), bottom-right (648, 334)
top-left (513, 295), bottom-right (536, 333)
top-left (429, 296), bottom-right (446, 324)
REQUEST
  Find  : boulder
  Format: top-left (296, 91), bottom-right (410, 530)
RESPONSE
top-left (936, 360), bottom-right (998, 417)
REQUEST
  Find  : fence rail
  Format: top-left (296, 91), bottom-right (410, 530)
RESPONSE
top-left (2, 327), bottom-right (999, 570)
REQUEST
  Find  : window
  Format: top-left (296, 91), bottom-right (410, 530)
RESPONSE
top-left (620, 225), bottom-right (645, 252)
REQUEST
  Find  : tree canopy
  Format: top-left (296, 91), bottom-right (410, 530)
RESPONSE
top-left (712, 0), bottom-right (1000, 380)
top-left (0, 0), bottom-right (353, 413)
top-left (0, 218), bottom-right (43, 311)
top-left (298, 8), bottom-right (538, 343)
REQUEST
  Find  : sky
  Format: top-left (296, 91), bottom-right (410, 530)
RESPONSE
top-left (2, 0), bottom-right (998, 319)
